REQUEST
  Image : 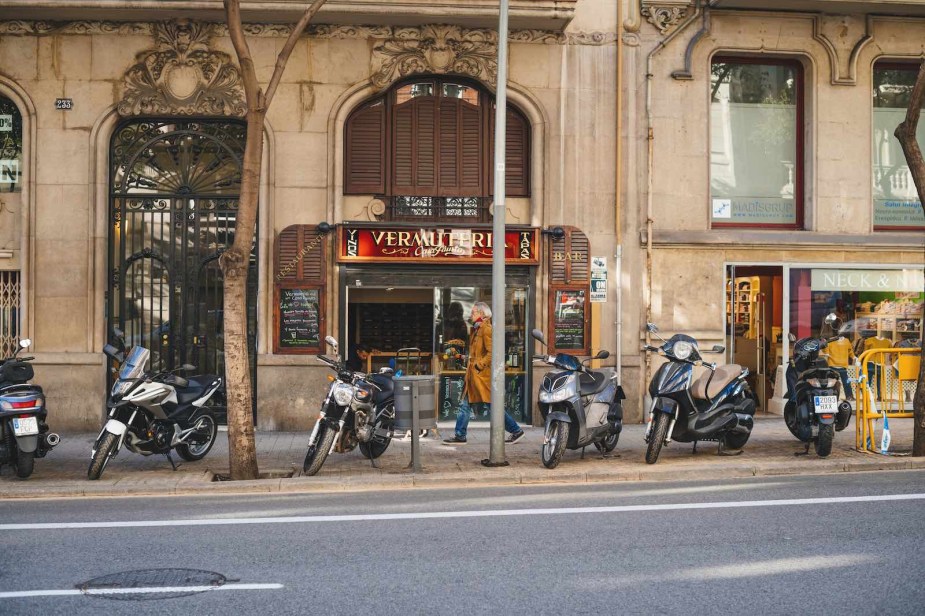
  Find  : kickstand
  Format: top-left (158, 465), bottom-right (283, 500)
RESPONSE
top-left (580, 446), bottom-right (586, 460)
top-left (794, 442), bottom-right (811, 457)
top-left (368, 450), bottom-right (379, 469)
top-left (165, 451), bottom-right (179, 471)
top-left (692, 441), bottom-right (698, 454)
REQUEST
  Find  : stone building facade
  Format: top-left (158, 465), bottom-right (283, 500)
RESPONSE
top-left (0, 1), bottom-right (620, 430)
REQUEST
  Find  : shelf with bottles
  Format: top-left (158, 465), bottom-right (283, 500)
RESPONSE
top-left (853, 311), bottom-right (922, 344)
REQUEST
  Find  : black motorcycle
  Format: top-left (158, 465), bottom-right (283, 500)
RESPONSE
top-left (642, 322), bottom-right (756, 464)
top-left (90, 331), bottom-right (222, 479)
top-left (0, 338), bottom-right (60, 478)
top-left (302, 336), bottom-right (396, 476)
top-left (532, 329), bottom-right (624, 469)
top-left (784, 314), bottom-right (853, 457)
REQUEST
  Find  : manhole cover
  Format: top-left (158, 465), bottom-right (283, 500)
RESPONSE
top-left (78, 568), bottom-right (228, 601)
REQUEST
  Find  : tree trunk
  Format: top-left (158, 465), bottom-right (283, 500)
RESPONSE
top-left (221, 109), bottom-right (266, 479)
top-left (893, 61), bottom-right (925, 457)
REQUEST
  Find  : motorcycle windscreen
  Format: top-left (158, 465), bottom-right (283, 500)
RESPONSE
top-left (119, 346), bottom-right (150, 381)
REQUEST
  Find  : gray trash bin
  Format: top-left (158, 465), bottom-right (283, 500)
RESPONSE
top-left (393, 375), bottom-right (437, 431)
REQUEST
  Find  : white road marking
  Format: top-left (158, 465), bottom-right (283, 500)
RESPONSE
top-left (0, 493), bottom-right (922, 531)
top-left (0, 583), bottom-right (283, 599)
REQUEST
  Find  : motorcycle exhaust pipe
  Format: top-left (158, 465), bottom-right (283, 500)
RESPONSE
top-left (44, 432), bottom-right (61, 448)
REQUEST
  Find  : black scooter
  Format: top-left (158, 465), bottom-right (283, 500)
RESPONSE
top-left (533, 329), bottom-right (625, 469)
top-left (0, 338), bottom-right (60, 478)
top-left (642, 322), bottom-right (756, 464)
top-left (784, 314), bottom-right (853, 457)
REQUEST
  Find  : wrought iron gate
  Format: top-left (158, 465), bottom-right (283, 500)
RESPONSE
top-left (108, 119), bottom-right (258, 420)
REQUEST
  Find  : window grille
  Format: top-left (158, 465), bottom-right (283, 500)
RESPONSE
top-left (0, 270), bottom-right (20, 357)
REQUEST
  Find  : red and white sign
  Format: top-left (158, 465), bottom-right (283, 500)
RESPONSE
top-left (337, 226), bottom-right (539, 265)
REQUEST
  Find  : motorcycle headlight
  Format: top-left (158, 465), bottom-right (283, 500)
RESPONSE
top-left (539, 381), bottom-right (576, 403)
top-left (672, 341), bottom-right (693, 360)
top-left (807, 377), bottom-right (838, 388)
top-left (332, 383), bottom-right (355, 406)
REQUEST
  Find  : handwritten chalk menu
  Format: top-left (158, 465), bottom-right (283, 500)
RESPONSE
top-left (276, 287), bottom-right (321, 352)
top-left (553, 288), bottom-right (587, 352)
top-left (438, 374), bottom-right (527, 423)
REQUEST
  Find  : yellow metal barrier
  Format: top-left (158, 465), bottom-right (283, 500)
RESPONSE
top-left (855, 347), bottom-right (921, 454)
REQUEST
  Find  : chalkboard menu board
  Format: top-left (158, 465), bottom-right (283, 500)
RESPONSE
top-left (275, 285), bottom-right (323, 353)
top-left (438, 374), bottom-right (526, 423)
top-left (552, 288), bottom-right (587, 352)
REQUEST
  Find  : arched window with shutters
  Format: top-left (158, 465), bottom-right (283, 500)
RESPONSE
top-left (345, 77), bottom-right (530, 222)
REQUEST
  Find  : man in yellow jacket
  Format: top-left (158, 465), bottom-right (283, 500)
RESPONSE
top-left (444, 301), bottom-right (525, 445)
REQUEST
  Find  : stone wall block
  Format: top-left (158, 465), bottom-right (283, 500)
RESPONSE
top-left (33, 239), bottom-right (88, 298)
top-left (0, 36), bottom-right (38, 80)
top-left (274, 131), bottom-right (327, 188)
top-left (36, 129), bottom-right (89, 185)
top-left (273, 187), bottom-right (327, 229)
top-left (90, 35), bottom-right (150, 81)
top-left (58, 36), bottom-right (92, 81)
top-left (266, 82), bottom-right (303, 133)
top-left (510, 44), bottom-right (550, 88)
top-left (34, 296), bottom-right (88, 352)
top-left (22, 79), bottom-right (64, 130)
top-left (64, 80), bottom-right (117, 130)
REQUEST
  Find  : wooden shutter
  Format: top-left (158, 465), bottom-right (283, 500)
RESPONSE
top-left (275, 225), bottom-right (326, 283)
top-left (344, 100), bottom-right (385, 195)
top-left (391, 97), bottom-right (437, 196)
top-left (548, 226), bottom-right (590, 285)
top-left (489, 106), bottom-right (531, 197)
top-left (438, 99), bottom-right (483, 197)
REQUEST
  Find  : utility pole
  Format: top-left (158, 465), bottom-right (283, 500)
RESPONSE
top-left (486, 0), bottom-right (510, 466)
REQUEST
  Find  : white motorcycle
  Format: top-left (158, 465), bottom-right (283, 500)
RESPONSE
top-left (90, 333), bottom-right (222, 480)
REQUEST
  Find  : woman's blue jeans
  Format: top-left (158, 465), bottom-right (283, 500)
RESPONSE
top-left (455, 395), bottom-right (522, 439)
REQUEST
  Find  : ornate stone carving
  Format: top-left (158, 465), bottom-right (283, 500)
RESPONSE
top-left (812, 15), bottom-right (872, 86)
top-left (641, 5), bottom-right (689, 35)
top-left (370, 25), bottom-right (498, 90)
top-left (118, 20), bottom-right (245, 117)
top-left (0, 20), bottom-right (153, 36)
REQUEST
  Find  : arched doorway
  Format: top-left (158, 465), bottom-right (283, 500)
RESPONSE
top-left (108, 118), bottom-right (258, 418)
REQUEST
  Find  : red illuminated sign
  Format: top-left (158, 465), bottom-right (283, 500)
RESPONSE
top-left (337, 226), bottom-right (539, 265)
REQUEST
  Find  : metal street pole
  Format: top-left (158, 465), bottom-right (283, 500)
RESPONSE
top-left (487, 0), bottom-right (509, 466)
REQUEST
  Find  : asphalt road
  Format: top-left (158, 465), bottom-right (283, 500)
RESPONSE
top-left (1, 470), bottom-right (923, 615)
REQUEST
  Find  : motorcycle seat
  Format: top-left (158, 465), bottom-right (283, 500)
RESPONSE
top-left (175, 375), bottom-right (218, 405)
top-left (691, 364), bottom-right (743, 400)
top-left (578, 371), bottom-right (608, 395)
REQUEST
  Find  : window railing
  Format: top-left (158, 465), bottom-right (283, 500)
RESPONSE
top-left (0, 270), bottom-right (20, 358)
top-left (385, 196), bottom-right (490, 223)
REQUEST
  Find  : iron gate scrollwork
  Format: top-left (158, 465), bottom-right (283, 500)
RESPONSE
top-left (108, 119), bottom-right (258, 422)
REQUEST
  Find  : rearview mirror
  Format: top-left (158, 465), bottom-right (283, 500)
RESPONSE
top-left (113, 327), bottom-right (124, 339)
top-left (180, 363), bottom-right (196, 372)
top-left (19, 338), bottom-right (31, 349)
top-left (711, 345), bottom-right (725, 354)
top-left (531, 329), bottom-right (547, 346)
top-left (594, 350), bottom-right (610, 360)
top-left (824, 312), bottom-right (837, 325)
top-left (646, 322), bottom-right (659, 333)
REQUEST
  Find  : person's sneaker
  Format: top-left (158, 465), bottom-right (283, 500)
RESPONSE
top-left (443, 435), bottom-right (467, 445)
top-left (505, 430), bottom-right (525, 444)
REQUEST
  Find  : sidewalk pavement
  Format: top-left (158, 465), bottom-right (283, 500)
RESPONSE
top-left (1, 416), bottom-right (922, 499)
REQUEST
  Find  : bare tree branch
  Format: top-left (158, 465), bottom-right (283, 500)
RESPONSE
top-left (264, 0), bottom-right (328, 109)
top-left (223, 0), bottom-right (261, 107)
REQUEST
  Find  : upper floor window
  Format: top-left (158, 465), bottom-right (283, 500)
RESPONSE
top-left (344, 76), bottom-right (530, 223)
top-left (710, 57), bottom-right (803, 228)
top-left (0, 95), bottom-right (23, 193)
top-left (872, 61), bottom-right (925, 231)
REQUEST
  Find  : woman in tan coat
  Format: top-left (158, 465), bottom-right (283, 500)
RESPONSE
top-left (444, 301), bottom-right (525, 445)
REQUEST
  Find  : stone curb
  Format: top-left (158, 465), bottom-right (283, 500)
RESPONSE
top-left (2, 455), bottom-right (923, 500)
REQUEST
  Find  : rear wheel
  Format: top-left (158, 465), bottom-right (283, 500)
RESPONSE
top-left (723, 430), bottom-right (750, 450)
top-left (645, 413), bottom-right (670, 465)
top-left (14, 449), bottom-right (34, 479)
top-left (783, 401), bottom-right (801, 440)
top-left (600, 430), bottom-right (620, 453)
top-left (541, 421), bottom-right (569, 469)
top-left (303, 422), bottom-right (337, 476)
top-left (176, 412), bottom-right (218, 462)
top-left (88, 432), bottom-right (119, 480)
top-left (815, 424), bottom-right (834, 457)
top-left (359, 430), bottom-right (392, 460)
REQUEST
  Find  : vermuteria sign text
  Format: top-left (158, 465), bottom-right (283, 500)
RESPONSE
top-left (336, 226), bottom-right (539, 264)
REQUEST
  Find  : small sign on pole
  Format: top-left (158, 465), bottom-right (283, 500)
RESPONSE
top-left (590, 256), bottom-right (607, 303)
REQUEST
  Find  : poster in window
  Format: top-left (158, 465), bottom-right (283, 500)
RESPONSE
top-left (552, 288), bottom-right (588, 352)
top-left (275, 285), bottom-right (323, 353)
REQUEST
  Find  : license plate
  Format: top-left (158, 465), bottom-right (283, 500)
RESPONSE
top-left (813, 396), bottom-right (837, 414)
top-left (12, 416), bottom-right (39, 436)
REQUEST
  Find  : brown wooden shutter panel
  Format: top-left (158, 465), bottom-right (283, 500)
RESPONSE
top-left (392, 98), bottom-right (437, 195)
top-left (275, 224), bottom-right (326, 283)
top-left (488, 107), bottom-right (530, 197)
top-left (439, 101), bottom-right (459, 192)
top-left (460, 103), bottom-right (483, 195)
top-left (548, 226), bottom-right (589, 284)
top-left (344, 101), bottom-right (385, 195)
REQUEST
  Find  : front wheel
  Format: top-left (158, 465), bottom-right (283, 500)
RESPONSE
top-left (14, 449), bottom-right (34, 479)
top-left (303, 422), bottom-right (337, 476)
top-left (541, 421), bottom-right (569, 469)
top-left (815, 423), bottom-right (834, 457)
top-left (88, 431), bottom-right (119, 480)
top-left (176, 412), bottom-right (218, 462)
top-left (645, 413), bottom-right (670, 465)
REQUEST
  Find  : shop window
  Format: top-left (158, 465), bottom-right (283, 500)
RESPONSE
top-left (344, 77), bottom-right (530, 222)
top-left (872, 61), bottom-right (925, 231)
top-left (710, 57), bottom-right (803, 228)
top-left (0, 95), bottom-right (23, 193)
top-left (0, 270), bottom-right (20, 357)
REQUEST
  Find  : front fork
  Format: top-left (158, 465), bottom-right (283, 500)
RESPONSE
top-left (644, 398), bottom-right (678, 444)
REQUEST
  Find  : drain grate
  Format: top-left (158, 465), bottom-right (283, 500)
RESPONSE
top-left (78, 568), bottom-right (228, 601)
